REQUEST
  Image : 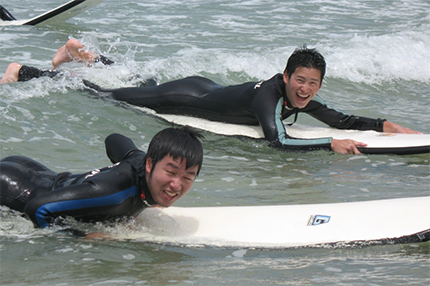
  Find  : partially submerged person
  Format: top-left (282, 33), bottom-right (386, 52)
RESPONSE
top-left (1, 39), bottom-right (421, 154)
top-left (0, 127), bottom-right (204, 228)
top-left (1, 39), bottom-right (112, 83)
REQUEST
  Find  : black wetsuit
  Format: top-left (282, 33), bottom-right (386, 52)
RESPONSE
top-left (0, 134), bottom-right (157, 228)
top-left (16, 55), bottom-right (115, 82)
top-left (17, 64), bottom-right (386, 151)
top-left (107, 74), bottom-right (386, 151)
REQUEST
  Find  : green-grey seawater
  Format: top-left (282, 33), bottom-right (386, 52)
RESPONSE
top-left (1, 0), bottom-right (429, 285)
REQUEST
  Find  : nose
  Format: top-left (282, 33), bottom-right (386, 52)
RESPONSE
top-left (169, 176), bottom-right (182, 191)
top-left (299, 82), bottom-right (310, 93)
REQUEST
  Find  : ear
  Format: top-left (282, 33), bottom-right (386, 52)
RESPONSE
top-left (283, 71), bottom-right (289, 84)
top-left (145, 157), bottom-right (153, 175)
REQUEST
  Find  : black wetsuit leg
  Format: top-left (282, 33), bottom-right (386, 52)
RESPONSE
top-left (0, 156), bottom-right (57, 212)
top-left (17, 54), bottom-right (115, 83)
top-left (94, 55), bottom-right (114, 66)
top-left (107, 76), bottom-right (224, 112)
top-left (107, 76), bottom-right (260, 124)
top-left (18, 65), bottom-right (62, 82)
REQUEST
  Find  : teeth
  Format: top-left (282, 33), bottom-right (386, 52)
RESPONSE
top-left (297, 93), bottom-right (309, 98)
top-left (165, 190), bottom-right (177, 197)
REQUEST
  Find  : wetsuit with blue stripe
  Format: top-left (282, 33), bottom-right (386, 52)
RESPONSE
top-left (107, 74), bottom-right (386, 151)
top-left (0, 133), bottom-right (156, 228)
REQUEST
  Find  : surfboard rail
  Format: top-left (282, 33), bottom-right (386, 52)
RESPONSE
top-left (0, 0), bottom-right (104, 26)
top-left (141, 110), bottom-right (430, 155)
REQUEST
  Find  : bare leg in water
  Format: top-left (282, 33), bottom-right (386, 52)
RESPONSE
top-left (1, 39), bottom-right (99, 84)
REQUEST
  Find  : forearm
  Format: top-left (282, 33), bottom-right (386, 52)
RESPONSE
top-left (306, 100), bottom-right (386, 132)
top-left (264, 99), bottom-right (333, 151)
top-left (270, 135), bottom-right (333, 152)
top-left (319, 113), bottom-right (386, 132)
top-left (23, 183), bottom-right (98, 228)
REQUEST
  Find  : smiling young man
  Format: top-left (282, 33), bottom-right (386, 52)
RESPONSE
top-left (1, 42), bottom-right (420, 154)
top-left (0, 127), bottom-right (204, 228)
top-left (104, 46), bottom-right (418, 154)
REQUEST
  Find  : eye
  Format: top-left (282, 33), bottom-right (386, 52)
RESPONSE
top-left (183, 176), bottom-right (195, 182)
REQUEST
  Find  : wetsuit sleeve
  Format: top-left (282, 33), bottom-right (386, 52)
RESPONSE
top-left (23, 160), bottom-right (145, 228)
top-left (256, 97), bottom-right (332, 151)
top-left (23, 184), bottom-right (98, 228)
top-left (23, 183), bottom-right (141, 228)
top-left (304, 96), bottom-right (386, 131)
top-left (105, 133), bottom-right (143, 164)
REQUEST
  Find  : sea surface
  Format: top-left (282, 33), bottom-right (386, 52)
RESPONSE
top-left (1, 0), bottom-right (429, 285)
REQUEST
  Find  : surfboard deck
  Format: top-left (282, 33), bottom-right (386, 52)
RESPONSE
top-left (0, 0), bottom-right (104, 26)
top-left (113, 196), bottom-right (430, 249)
top-left (141, 109), bottom-right (430, 155)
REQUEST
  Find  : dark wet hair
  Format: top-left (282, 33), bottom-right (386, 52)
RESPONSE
top-left (146, 126), bottom-right (204, 175)
top-left (284, 46), bottom-right (326, 81)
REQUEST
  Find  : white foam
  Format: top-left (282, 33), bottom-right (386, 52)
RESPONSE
top-left (322, 24), bottom-right (430, 84)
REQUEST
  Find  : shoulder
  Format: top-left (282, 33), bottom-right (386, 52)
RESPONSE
top-left (262, 73), bottom-right (283, 86)
top-left (254, 74), bottom-right (283, 94)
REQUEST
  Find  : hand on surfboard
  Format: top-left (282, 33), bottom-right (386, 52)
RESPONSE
top-left (383, 121), bottom-right (423, 134)
top-left (331, 139), bottom-right (367, 154)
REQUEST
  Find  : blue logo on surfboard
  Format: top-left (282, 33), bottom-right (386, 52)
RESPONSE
top-left (308, 215), bottom-right (331, 226)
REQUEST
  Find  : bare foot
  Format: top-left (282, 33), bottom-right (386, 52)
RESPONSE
top-left (51, 39), bottom-right (99, 69)
top-left (1, 63), bottom-right (22, 84)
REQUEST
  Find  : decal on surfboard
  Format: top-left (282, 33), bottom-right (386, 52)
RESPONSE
top-left (308, 215), bottom-right (331, 226)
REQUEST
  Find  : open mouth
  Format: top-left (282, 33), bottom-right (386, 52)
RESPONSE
top-left (297, 93), bottom-right (310, 100)
top-left (163, 190), bottom-right (178, 200)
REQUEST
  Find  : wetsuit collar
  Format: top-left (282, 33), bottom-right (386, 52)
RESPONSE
top-left (133, 159), bottom-right (158, 207)
top-left (139, 175), bottom-right (158, 207)
top-left (277, 74), bottom-right (295, 110)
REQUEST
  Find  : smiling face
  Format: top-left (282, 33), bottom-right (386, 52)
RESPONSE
top-left (283, 67), bottom-right (323, 109)
top-left (145, 155), bottom-right (198, 207)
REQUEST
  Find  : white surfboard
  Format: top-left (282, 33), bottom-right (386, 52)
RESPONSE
top-left (140, 109), bottom-right (430, 155)
top-left (0, 0), bottom-right (104, 26)
top-left (114, 196), bottom-right (430, 249)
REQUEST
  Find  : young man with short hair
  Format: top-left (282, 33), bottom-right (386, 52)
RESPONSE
top-left (0, 127), bottom-right (204, 228)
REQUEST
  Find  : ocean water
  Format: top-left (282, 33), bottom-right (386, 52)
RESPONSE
top-left (0, 0), bottom-right (429, 285)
